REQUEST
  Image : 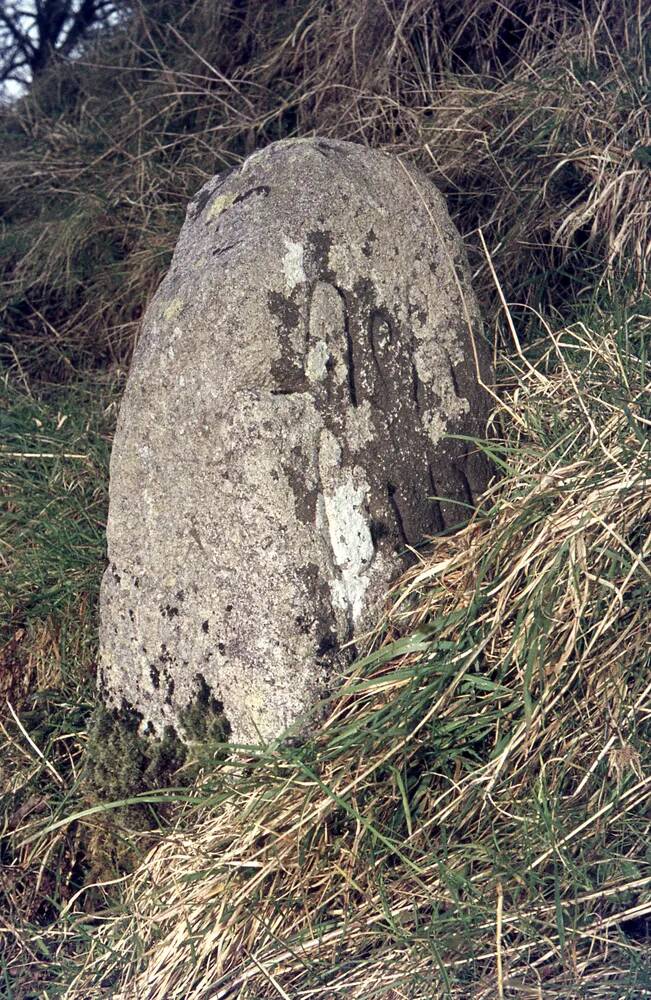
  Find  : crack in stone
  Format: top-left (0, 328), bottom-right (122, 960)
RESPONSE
top-left (387, 481), bottom-right (409, 549)
top-left (233, 184), bottom-right (271, 205)
top-left (332, 284), bottom-right (358, 408)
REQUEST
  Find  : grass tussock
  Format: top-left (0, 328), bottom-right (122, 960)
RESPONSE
top-left (0, 370), bottom-right (118, 628)
top-left (0, 0), bottom-right (649, 997)
top-left (1, 0), bottom-right (649, 370)
top-left (41, 306), bottom-right (648, 999)
top-left (0, 370), bottom-right (120, 985)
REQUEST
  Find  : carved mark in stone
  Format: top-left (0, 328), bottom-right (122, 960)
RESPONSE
top-left (369, 308), bottom-right (396, 401)
top-left (233, 185), bottom-right (271, 205)
top-left (313, 139), bottom-right (352, 158)
top-left (189, 171), bottom-right (236, 219)
top-left (459, 463), bottom-right (474, 507)
top-left (370, 519), bottom-right (389, 545)
top-left (447, 444), bottom-right (475, 508)
top-left (269, 291), bottom-right (307, 392)
top-left (304, 230), bottom-right (336, 284)
top-left (307, 282), bottom-right (358, 409)
top-left (411, 362), bottom-right (421, 409)
top-left (302, 273), bottom-right (464, 545)
top-left (191, 187), bottom-right (213, 220)
top-left (212, 243), bottom-right (239, 258)
top-left (431, 451), bottom-right (474, 527)
top-left (326, 276), bottom-right (446, 544)
top-left (367, 304), bottom-right (446, 541)
top-left (387, 482), bottom-right (409, 549)
top-left (345, 312), bottom-right (358, 407)
top-left (311, 143), bottom-right (331, 159)
top-left (449, 358), bottom-right (462, 398)
top-left (332, 286), bottom-right (358, 408)
top-left (427, 463), bottom-right (444, 534)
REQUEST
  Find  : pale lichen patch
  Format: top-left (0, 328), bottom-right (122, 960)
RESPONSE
top-left (162, 298), bottom-right (185, 322)
top-left (422, 393), bottom-right (469, 445)
top-left (423, 409), bottom-right (447, 446)
top-left (414, 339), bottom-right (450, 384)
top-left (207, 193), bottom-right (236, 221)
top-left (306, 340), bottom-right (330, 383)
top-left (320, 467), bottom-right (374, 623)
top-left (345, 400), bottom-right (374, 451)
top-left (282, 239), bottom-right (306, 291)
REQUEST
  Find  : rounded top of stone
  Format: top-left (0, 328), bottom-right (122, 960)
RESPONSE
top-left (187, 135), bottom-right (441, 226)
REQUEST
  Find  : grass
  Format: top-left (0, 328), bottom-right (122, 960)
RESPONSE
top-left (0, 0), bottom-right (649, 997)
top-left (0, 369), bottom-right (117, 627)
top-left (46, 298), bottom-right (647, 1000)
top-left (1, 0), bottom-right (649, 366)
top-left (0, 365), bottom-right (118, 988)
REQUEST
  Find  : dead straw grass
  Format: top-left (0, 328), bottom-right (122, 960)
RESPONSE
top-left (1, 0), bottom-right (649, 368)
top-left (54, 305), bottom-right (651, 998)
top-left (1, 2), bottom-right (649, 996)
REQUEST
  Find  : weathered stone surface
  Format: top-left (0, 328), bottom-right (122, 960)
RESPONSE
top-left (99, 137), bottom-right (493, 744)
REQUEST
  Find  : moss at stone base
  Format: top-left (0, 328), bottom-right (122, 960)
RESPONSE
top-left (82, 692), bottom-right (230, 879)
top-left (85, 681), bottom-right (231, 826)
top-left (84, 702), bottom-right (187, 828)
top-left (177, 672), bottom-right (232, 745)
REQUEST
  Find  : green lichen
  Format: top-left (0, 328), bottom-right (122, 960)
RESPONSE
top-left (206, 192), bottom-right (236, 221)
top-left (162, 296), bottom-right (185, 322)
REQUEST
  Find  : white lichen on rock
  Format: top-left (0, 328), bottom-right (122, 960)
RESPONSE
top-left (322, 474), bottom-right (374, 623)
top-left (306, 340), bottom-right (330, 382)
top-left (345, 400), bottom-right (374, 452)
top-left (282, 238), bottom-right (305, 290)
top-left (162, 297), bottom-right (185, 322)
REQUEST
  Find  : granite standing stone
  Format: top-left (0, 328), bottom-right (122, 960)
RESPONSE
top-left (99, 137), bottom-right (493, 743)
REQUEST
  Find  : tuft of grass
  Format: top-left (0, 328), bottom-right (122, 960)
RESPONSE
top-left (0, 361), bottom-right (122, 987)
top-left (0, 2), bottom-right (649, 996)
top-left (1, 0), bottom-right (648, 367)
top-left (41, 299), bottom-right (649, 998)
top-left (0, 360), bottom-right (236, 993)
top-left (1, 363), bottom-right (118, 635)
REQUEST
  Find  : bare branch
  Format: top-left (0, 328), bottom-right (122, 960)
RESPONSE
top-left (0, 0), bottom-right (118, 87)
top-left (0, 9), bottom-right (36, 55)
top-left (60, 0), bottom-right (102, 57)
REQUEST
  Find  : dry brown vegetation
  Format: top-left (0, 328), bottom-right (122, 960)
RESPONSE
top-left (1, 0), bottom-right (649, 368)
top-left (1, 1), bottom-right (649, 997)
top-left (58, 307), bottom-right (650, 1000)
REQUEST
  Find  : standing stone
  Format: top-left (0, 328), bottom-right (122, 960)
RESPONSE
top-left (99, 138), bottom-right (493, 744)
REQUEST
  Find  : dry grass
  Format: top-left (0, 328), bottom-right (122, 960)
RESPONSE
top-left (1, 2), bottom-right (649, 997)
top-left (44, 305), bottom-right (649, 999)
top-left (1, 0), bottom-right (648, 368)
